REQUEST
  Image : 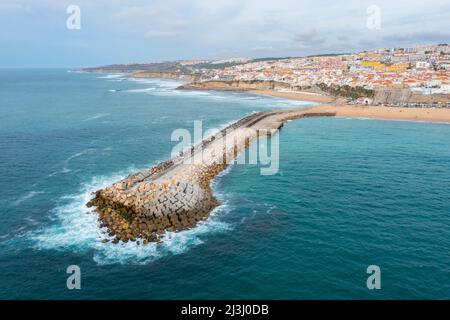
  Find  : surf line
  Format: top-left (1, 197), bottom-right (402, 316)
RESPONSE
top-left (87, 107), bottom-right (336, 244)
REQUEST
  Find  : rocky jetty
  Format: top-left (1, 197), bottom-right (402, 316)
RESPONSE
top-left (87, 108), bottom-right (336, 244)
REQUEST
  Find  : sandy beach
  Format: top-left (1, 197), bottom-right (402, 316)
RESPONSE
top-left (250, 89), bottom-right (336, 103)
top-left (178, 80), bottom-right (337, 103)
top-left (166, 76), bottom-right (450, 123)
top-left (308, 105), bottom-right (450, 124)
top-left (247, 89), bottom-right (450, 123)
top-left (244, 87), bottom-right (450, 123)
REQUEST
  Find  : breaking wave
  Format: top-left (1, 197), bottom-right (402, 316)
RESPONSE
top-left (125, 87), bottom-right (156, 93)
top-left (83, 113), bottom-right (110, 121)
top-left (102, 74), bottom-right (315, 110)
top-left (13, 191), bottom-right (45, 206)
top-left (97, 74), bottom-right (124, 79)
top-left (29, 168), bottom-right (232, 265)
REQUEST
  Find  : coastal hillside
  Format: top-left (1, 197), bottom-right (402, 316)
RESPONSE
top-left (178, 79), bottom-right (295, 91)
top-left (132, 70), bottom-right (197, 81)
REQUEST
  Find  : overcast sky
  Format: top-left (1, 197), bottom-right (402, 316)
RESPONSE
top-left (1, 0), bottom-right (449, 67)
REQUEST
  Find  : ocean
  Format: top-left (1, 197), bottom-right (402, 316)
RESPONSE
top-left (1, 69), bottom-right (450, 299)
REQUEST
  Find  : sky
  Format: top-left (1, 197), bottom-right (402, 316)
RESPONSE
top-left (0, 0), bottom-right (449, 68)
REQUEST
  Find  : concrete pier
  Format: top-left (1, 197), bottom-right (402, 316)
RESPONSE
top-left (87, 108), bottom-right (336, 243)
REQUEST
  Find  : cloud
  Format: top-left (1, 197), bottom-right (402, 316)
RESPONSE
top-left (0, 2), bottom-right (31, 12)
top-left (2, 0), bottom-right (450, 66)
top-left (383, 31), bottom-right (450, 44)
top-left (251, 46), bottom-right (275, 53)
top-left (145, 29), bottom-right (184, 37)
top-left (294, 28), bottom-right (326, 47)
top-left (113, 3), bottom-right (188, 38)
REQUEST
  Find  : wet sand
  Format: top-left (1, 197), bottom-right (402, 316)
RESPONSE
top-left (250, 89), bottom-right (336, 103)
top-left (249, 88), bottom-right (450, 123)
top-left (311, 105), bottom-right (450, 124)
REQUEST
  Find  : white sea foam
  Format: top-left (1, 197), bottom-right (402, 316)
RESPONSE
top-left (142, 78), bottom-right (182, 85)
top-left (122, 78), bottom-right (183, 95)
top-left (0, 233), bottom-right (9, 240)
top-left (83, 113), bottom-right (110, 121)
top-left (125, 87), bottom-right (156, 93)
top-left (58, 150), bottom-right (90, 174)
top-left (210, 162), bottom-right (236, 203)
top-left (13, 191), bottom-right (45, 206)
top-left (120, 76), bottom-right (315, 110)
top-left (30, 167), bottom-right (232, 265)
top-left (93, 207), bottom-right (231, 265)
top-left (98, 74), bottom-right (124, 79)
top-left (170, 90), bottom-right (315, 109)
top-left (24, 216), bottom-right (39, 226)
top-left (129, 78), bottom-right (183, 89)
top-left (107, 78), bottom-right (127, 82)
top-left (66, 151), bottom-right (87, 161)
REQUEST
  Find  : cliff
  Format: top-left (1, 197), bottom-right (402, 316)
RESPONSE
top-left (374, 88), bottom-right (450, 106)
top-left (132, 70), bottom-right (197, 81)
top-left (177, 80), bottom-right (336, 103)
top-left (178, 80), bottom-right (296, 91)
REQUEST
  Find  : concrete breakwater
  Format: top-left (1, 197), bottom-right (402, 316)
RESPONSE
top-left (87, 108), bottom-right (336, 244)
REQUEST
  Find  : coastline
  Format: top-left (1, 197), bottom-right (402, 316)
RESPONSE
top-left (309, 105), bottom-right (450, 124)
top-left (88, 74), bottom-right (450, 244)
top-left (242, 88), bottom-right (450, 124)
top-left (128, 73), bottom-right (450, 123)
top-left (177, 80), bottom-right (336, 103)
top-left (248, 89), bottom-right (336, 103)
top-left (177, 79), bottom-right (450, 123)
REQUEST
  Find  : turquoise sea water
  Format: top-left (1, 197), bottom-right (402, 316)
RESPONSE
top-left (1, 69), bottom-right (450, 299)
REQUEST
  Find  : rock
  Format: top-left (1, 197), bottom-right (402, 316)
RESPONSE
top-left (90, 110), bottom-right (328, 244)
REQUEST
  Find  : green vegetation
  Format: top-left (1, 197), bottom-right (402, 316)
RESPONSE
top-left (307, 53), bottom-right (351, 58)
top-left (251, 57), bottom-right (293, 62)
top-left (317, 83), bottom-right (375, 100)
top-left (191, 62), bottom-right (247, 70)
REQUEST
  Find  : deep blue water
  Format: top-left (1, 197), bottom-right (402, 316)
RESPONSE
top-left (1, 69), bottom-right (450, 299)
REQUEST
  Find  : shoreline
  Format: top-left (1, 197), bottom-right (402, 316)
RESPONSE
top-left (310, 105), bottom-right (450, 124)
top-left (248, 89), bottom-right (336, 103)
top-left (177, 79), bottom-right (336, 103)
top-left (129, 73), bottom-right (450, 123)
top-left (175, 79), bottom-right (450, 123)
top-left (127, 73), bottom-right (336, 103)
top-left (184, 83), bottom-right (450, 123)
top-left (89, 75), bottom-right (450, 244)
